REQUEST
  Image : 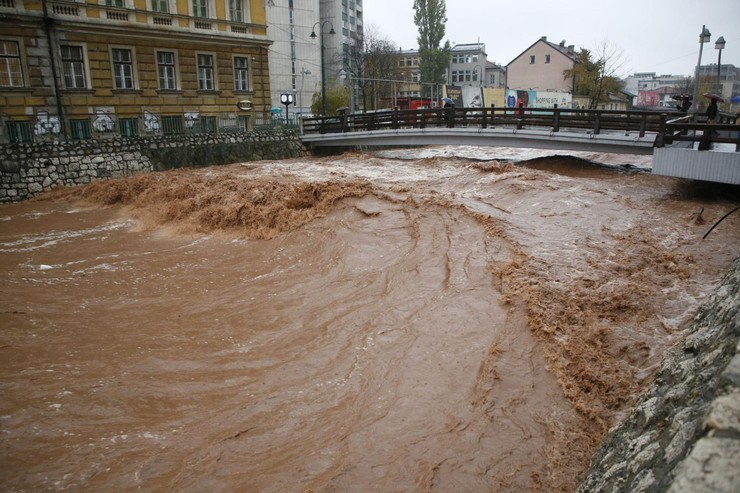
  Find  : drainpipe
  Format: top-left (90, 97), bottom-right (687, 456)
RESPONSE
top-left (41, 0), bottom-right (66, 139)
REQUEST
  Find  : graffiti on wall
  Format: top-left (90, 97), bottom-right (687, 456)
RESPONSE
top-left (144, 111), bottom-right (160, 133)
top-left (93, 107), bottom-right (115, 133)
top-left (184, 112), bottom-right (200, 129)
top-left (34, 112), bottom-right (61, 136)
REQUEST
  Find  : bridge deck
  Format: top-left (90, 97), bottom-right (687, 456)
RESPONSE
top-left (300, 108), bottom-right (740, 184)
top-left (301, 126), bottom-right (657, 155)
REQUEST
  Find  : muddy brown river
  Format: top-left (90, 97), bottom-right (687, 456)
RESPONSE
top-left (1, 146), bottom-right (739, 492)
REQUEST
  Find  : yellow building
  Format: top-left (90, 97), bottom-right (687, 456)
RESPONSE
top-left (0, 0), bottom-right (271, 142)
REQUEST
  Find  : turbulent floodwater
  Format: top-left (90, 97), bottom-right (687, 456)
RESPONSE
top-left (1, 146), bottom-right (738, 492)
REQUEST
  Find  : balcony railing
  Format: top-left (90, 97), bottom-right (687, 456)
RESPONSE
top-left (51, 2), bottom-right (81, 16)
top-left (45, 0), bottom-right (265, 38)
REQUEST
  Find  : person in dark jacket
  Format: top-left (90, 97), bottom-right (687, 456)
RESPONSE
top-left (706, 98), bottom-right (718, 124)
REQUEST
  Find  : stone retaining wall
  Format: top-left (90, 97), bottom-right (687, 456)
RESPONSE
top-left (0, 130), bottom-right (307, 202)
top-left (577, 256), bottom-right (740, 492)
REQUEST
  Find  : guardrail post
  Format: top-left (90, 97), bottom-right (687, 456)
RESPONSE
top-left (553, 106), bottom-right (560, 132)
top-left (341, 114), bottom-right (349, 133)
top-left (639, 114), bottom-right (647, 137)
top-left (481, 108), bottom-right (488, 129)
top-left (653, 114), bottom-right (667, 148)
top-left (698, 127), bottom-right (711, 150)
top-left (447, 108), bottom-right (455, 128)
top-left (392, 109), bottom-right (399, 130)
top-left (594, 111), bottom-right (601, 135)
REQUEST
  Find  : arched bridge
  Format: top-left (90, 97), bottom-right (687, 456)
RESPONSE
top-left (300, 107), bottom-right (740, 184)
top-left (301, 107), bottom-right (669, 154)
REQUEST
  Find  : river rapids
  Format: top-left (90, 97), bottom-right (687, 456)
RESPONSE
top-left (1, 146), bottom-right (738, 492)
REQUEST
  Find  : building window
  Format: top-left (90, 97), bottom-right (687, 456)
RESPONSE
top-left (111, 48), bottom-right (135, 89)
top-left (0, 40), bottom-right (23, 88)
top-left (530, 55), bottom-right (535, 64)
top-left (119, 117), bottom-right (138, 137)
top-left (69, 119), bottom-right (91, 140)
top-left (6, 121), bottom-right (33, 142)
top-left (545, 54), bottom-right (551, 64)
top-left (106, 0), bottom-right (125, 7)
top-left (161, 115), bottom-right (184, 134)
top-left (61, 45), bottom-right (86, 89)
top-left (151, 0), bottom-right (168, 12)
top-left (197, 116), bottom-right (217, 133)
top-left (196, 53), bottom-right (214, 90)
top-left (233, 56), bottom-right (249, 91)
top-left (229, 0), bottom-right (243, 22)
top-left (156, 51), bottom-right (177, 90)
top-left (192, 0), bottom-right (208, 17)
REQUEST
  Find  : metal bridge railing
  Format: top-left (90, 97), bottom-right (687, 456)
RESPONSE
top-left (302, 107), bottom-right (740, 151)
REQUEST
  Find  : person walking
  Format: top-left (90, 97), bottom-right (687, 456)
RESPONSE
top-left (705, 98), bottom-right (718, 124)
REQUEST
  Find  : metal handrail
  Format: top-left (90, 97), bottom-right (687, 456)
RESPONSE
top-left (302, 106), bottom-right (740, 151)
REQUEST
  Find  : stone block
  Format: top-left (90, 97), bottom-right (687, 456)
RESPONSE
top-left (704, 390), bottom-right (740, 435)
top-left (720, 352), bottom-right (740, 388)
top-left (667, 437), bottom-right (740, 493)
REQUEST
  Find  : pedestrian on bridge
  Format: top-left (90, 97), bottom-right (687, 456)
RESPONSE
top-left (706, 98), bottom-right (718, 124)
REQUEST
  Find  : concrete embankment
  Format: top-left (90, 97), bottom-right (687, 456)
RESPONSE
top-left (577, 256), bottom-right (740, 492)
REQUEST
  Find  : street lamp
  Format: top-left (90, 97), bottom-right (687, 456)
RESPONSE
top-left (310, 21), bottom-right (336, 116)
top-left (299, 68), bottom-right (312, 115)
top-left (339, 69), bottom-right (355, 113)
top-left (715, 36), bottom-right (726, 95)
top-left (691, 25), bottom-right (711, 112)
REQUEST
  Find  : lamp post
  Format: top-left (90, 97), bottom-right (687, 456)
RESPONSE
top-left (715, 36), bottom-right (726, 95)
top-left (310, 21), bottom-right (336, 116)
top-left (299, 68), bottom-right (311, 115)
top-left (339, 69), bottom-right (355, 113)
top-left (691, 25), bottom-right (711, 112)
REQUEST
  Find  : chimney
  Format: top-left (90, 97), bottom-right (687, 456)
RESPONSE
top-left (540, 36), bottom-right (547, 41)
top-left (559, 40), bottom-right (566, 47)
top-left (567, 45), bottom-right (575, 53)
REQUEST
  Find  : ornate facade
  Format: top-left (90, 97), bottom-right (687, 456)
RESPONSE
top-left (0, 0), bottom-right (271, 142)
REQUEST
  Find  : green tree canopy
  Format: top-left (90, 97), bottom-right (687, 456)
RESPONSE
top-left (310, 85), bottom-right (349, 116)
top-left (413, 0), bottom-right (450, 95)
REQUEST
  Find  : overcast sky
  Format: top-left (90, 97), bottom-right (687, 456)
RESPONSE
top-left (362, 0), bottom-right (740, 78)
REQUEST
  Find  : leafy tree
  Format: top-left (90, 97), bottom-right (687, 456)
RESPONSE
top-left (310, 85), bottom-right (349, 116)
top-left (564, 41), bottom-right (625, 109)
top-left (413, 0), bottom-right (451, 96)
top-left (694, 74), bottom-right (720, 112)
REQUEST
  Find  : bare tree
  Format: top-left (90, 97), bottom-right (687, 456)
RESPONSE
top-left (564, 39), bottom-right (626, 109)
top-left (345, 23), bottom-right (401, 111)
